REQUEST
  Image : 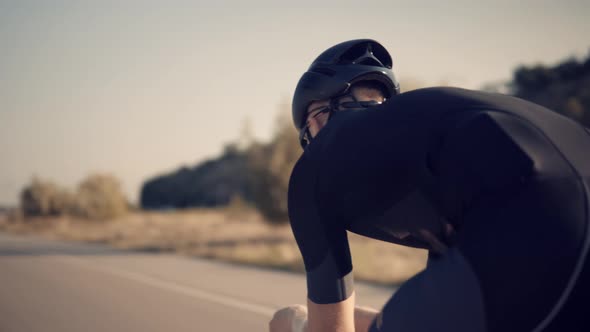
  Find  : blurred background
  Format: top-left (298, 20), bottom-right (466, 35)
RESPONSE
top-left (1, 0), bottom-right (590, 285)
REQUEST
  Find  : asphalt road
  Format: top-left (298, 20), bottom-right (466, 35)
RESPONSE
top-left (0, 233), bottom-right (396, 332)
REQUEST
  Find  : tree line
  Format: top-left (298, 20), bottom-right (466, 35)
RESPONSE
top-left (511, 52), bottom-right (590, 127)
top-left (140, 110), bottom-right (300, 223)
top-left (19, 174), bottom-right (129, 221)
top-left (140, 52), bottom-right (590, 223)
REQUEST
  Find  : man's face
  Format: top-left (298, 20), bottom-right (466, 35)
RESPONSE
top-left (305, 86), bottom-right (385, 138)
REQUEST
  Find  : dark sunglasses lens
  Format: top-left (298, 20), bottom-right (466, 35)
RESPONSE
top-left (338, 101), bottom-right (360, 109)
top-left (360, 100), bottom-right (380, 107)
top-left (338, 100), bottom-right (380, 110)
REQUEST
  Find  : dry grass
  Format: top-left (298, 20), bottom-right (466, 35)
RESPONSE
top-left (0, 207), bottom-right (426, 285)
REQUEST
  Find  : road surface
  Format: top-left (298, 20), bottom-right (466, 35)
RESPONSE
top-left (0, 233), bottom-right (396, 332)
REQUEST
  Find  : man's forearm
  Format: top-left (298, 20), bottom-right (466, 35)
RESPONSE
top-left (352, 306), bottom-right (379, 332)
top-left (307, 292), bottom-right (356, 332)
top-left (305, 292), bottom-right (379, 332)
top-left (269, 299), bottom-right (379, 332)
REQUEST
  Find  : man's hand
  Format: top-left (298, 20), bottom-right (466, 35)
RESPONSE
top-left (269, 304), bottom-right (308, 332)
top-left (269, 300), bottom-right (379, 332)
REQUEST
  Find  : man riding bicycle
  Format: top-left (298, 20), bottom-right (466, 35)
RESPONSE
top-left (270, 39), bottom-right (589, 332)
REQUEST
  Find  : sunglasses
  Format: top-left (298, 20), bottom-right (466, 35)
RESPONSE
top-left (299, 96), bottom-right (383, 147)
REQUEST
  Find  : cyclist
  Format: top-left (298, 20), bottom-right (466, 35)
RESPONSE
top-left (270, 39), bottom-right (590, 332)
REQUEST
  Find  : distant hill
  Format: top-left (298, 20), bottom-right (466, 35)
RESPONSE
top-left (140, 145), bottom-right (256, 209)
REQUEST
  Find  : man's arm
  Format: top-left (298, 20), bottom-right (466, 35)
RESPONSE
top-left (269, 296), bottom-right (379, 332)
top-left (287, 156), bottom-right (355, 304)
top-left (353, 305), bottom-right (380, 332)
top-left (284, 155), bottom-right (359, 331)
top-left (307, 293), bottom-right (380, 332)
top-left (307, 292), bottom-right (356, 332)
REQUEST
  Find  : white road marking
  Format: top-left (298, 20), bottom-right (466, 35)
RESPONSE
top-left (57, 256), bottom-right (277, 317)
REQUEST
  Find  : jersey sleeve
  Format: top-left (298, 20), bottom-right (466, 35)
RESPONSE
top-left (310, 106), bottom-right (435, 235)
top-left (287, 154), bottom-right (354, 304)
top-left (287, 103), bottom-right (437, 304)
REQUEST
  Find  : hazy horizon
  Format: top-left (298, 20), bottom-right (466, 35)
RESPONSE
top-left (1, 0), bottom-right (589, 206)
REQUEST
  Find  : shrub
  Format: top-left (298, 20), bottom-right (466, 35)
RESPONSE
top-left (73, 174), bottom-right (128, 221)
top-left (20, 178), bottom-right (73, 217)
top-left (247, 110), bottom-right (301, 224)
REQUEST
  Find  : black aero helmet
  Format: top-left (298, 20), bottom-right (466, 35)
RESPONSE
top-left (292, 39), bottom-right (400, 145)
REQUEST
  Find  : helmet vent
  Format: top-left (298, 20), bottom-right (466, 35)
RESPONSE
top-left (356, 57), bottom-right (383, 66)
top-left (338, 41), bottom-right (391, 69)
top-left (338, 42), bottom-right (369, 65)
top-left (311, 67), bottom-right (336, 77)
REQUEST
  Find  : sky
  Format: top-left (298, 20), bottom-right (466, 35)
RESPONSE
top-left (1, 0), bottom-right (589, 205)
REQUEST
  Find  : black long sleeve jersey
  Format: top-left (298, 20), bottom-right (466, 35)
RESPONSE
top-left (287, 87), bottom-right (590, 332)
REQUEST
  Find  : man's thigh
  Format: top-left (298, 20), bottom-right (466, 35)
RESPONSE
top-left (370, 177), bottom-right (589, 332)
top-left (369, 249), bottom-right (486, 332)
